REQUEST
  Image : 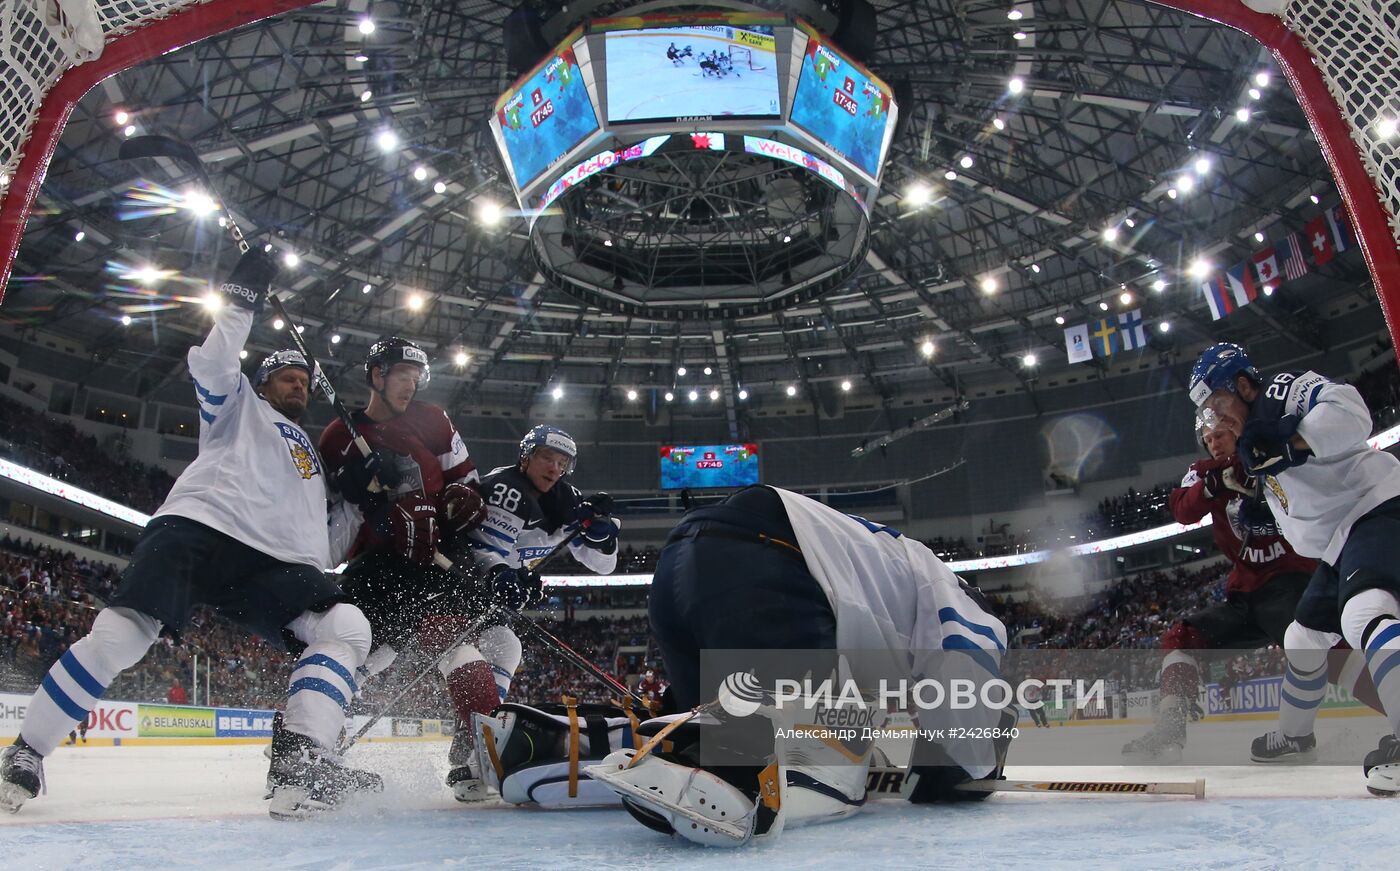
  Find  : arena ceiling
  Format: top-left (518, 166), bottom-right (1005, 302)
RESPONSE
top-left (2, 0), bottom-right (1379, 424)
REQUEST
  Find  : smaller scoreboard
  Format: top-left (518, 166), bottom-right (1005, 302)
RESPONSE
top-left (659, 443), bottom-right (760, 489)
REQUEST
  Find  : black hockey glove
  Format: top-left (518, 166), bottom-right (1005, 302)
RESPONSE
top-left (1196, 456), bottom-right (1254, 500)
top-left (218, 249), bottom-right (277, 312)
top-left (491, 564), bottom-right (543, 611)
top-left (333, 448), bottom-right (403, 508)
top-left (1238, 415), bottom-right (1311, 475)
top-left (1236, 496), bottom-right (1280, 539)
top-left (575, 493), bottom-right (618, 552)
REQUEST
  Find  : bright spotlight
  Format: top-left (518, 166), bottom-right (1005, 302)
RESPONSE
top-left (980, 276), bottom-right (997, 294)
top-left (1013, 31), bottom-right (1027, 40)
top-left (433, 181), bottom-right (447, 194)
top-left (114, 110), bottom-right (129, 125)
top-left (360, 90), bottom-right (372, 103)
top-left (1119, 291), bottom-right (1133, 305)
top-left (1177, 174), bottom-right (1195, 193)
top-left (840, 380), bottom-right (852, 392)
top-left (1254, 71), bottom-right (1270, 87)
top-left (920, 340), bottom-right (935, 357)
top-left (785, 384), bottom-right (797, 397)
top-left (1309, 194), bottom-right (1320, 204)
top-left (677, 366), bottom-right (687, 377)
top-left (120, 314), bottom-right (132, 326)
top-left (737, 389), bottom-right (748, 401)
top-left (664, 391), bottom-right (675, 402)
top-left (202, 292), bottom-right (223, 311)
top-left (239, 349), bottom-right (248, 359)
top-left (1022, 353), bottom-right (1037, 367)
top-left (273, 318), bottom-right (285, 330)
top-left (1254, 231), bottom-right (1265, 243)
top-left (1248, 88), bottom-right (1261, 101)
top-left (376, 129), bottom-right (398, 152)
top-left (123, 125), bottom-right (137, 137)
top-left (1158, 321), bottom-right (1171, 333)
top-left (1167, 188), bottom-right (1178, 200)
top-left (1378, 118), bottom-right (1398, 139)
top-left (1029, 263), bottom-right (1041, 274)
top-left (1008, 77), bottom-right (1024, 94)
top-left (478, 200), bottom-right (503, 225)
top-left (454, 351), bottom-right (469, 366)
top-left (1103, 226), bottom-right (1119, 243)
top-left (1008, 9), bottom-right (1024, 20)
top-left (1152, 279), bottom-right (1167, 292)
top-left (905, 182), bottom-right (932, 206)
top-left (1194, 156), bottom-right (1211, 175)
top-left (362, 283), bottom-right (373, 294)
top-left (358, 17), bottom-right (375, 34)
top-left (412, 166), bottom-right (428, 181)
top-left (1234, 107), bottom-right (1250, 123)
top-left (688, 390), bottom-right (698, 402)
top-left (1054, 314), bottom-right (1065, 325)
top-left (626, 389), bottom-right (638, 401)
top-left (1188, 258), bottom-right (1212, 280)
top-left (551, 386), bottom-right (564, 400)
top-left (1124, 218), bottom-right (1135, 229)
top-left (992, 117), bottom-right (1005, 131)
top-left (708, 389), bottom-right (719, 401)
top-left (282, 252), bottom-right (299, 268)
top-left (944, 170), bottom-right (958, 181)
top-left (959, 155), bottom-right (974, 169)
top-left (74, 230), bottom-right (85, 242)
top-left (407, 292), bottom-right (424, 311)
top-left (1098, 301), bottom-right (1109, 311)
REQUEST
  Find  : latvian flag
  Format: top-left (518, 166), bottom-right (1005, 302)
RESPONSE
top-left (1225, 262), bottom-right (1259, 307)
top-left (1201, 275), bottom-right (1234, 320)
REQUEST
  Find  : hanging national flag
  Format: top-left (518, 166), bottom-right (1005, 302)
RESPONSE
top-left (1276, 232), bottom-right (1310, 280)
top-left (1326, 204), bottom-right (1353, 253)
top-left (1252, 246), bottom-right (1280, 287)
top-left (1225, 262), bottom-right (1258, 307)
top-left (1089, 317), bottom-right (1121, 357)
top-left (1117, 309), bottom-right (1147, 350)
top-left (1201, 275), bottom-right (1234, 320)
top-left (1064, 324), bottom-right (1093, 364)
top-left (1305, 214), bottom-right (1335, 266)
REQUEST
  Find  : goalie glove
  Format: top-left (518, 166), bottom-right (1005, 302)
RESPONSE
top-left (491, 564), bottom-right (543, 611)
top-left (439, 481), bottom-right (488, 540)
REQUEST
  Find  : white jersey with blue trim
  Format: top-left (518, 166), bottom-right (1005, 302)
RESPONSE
top-left (467, 466), bottom-right (617, 575)
top-left (153, 306), bottom-right (337, 570)
top-left (772, 487), bottom-right (1006, 776)
top-left (1255, 371), bottom-right (1400, 563)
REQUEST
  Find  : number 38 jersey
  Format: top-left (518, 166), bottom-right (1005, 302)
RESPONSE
top-left (464, 465), bottom-right (616, 575)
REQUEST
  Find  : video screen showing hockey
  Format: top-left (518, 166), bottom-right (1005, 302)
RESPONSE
top-left (493, 39), bottom-right (599, 191)
top-left (7, 0), bottom-right (1400, 867)
top-left (604, 25), bottom-right (781, 123)
top-left (659, 443), bottom-right (760, 490)
top-left (789, 30), bottom-right (895, 181)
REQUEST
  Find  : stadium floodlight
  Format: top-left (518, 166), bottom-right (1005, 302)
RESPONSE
top-left (1008, 77), bottom-right (1024, 94)
top-left (626, 389), bottom-right (638, 401)
top-left (282, 252), bottom-right (299, 268)
top-left (979, 276), bottom-right (997, 294)
top-left (785, 384), bottom-right (797, 397)
top-left (358, 17), bottom-right (375, 34)
top-left (840, 380), bottom-right (852, 392)
top-left (552, 386), bottom-right (564, 400)
top-left (376, 129), bottom-right (398, 152)
top-left (1152, 279), bottom-right (1167, 292)
top-left (1023, 353), bottom-right (1037, 367)
top-left (454, 351), bottom-right (470, 367)
top-left (664, 391), bottom-right (674, 402)
top-left (433, 181), bottom-right (447, 194)
top-left (413, 166), bottom-right (427, 181)
top-left (920, 339), bottom-right (935, 357)
top-left (407, 292), bottom-right (424, 311)
top-left (1188, 258), bottom-right (1212, 280)
top-left (737, 389), bottom-right (748, 400)
top-left (688, 390), bottom-right (698, 402)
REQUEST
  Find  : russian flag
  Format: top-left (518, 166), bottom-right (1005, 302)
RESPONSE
top-left (1201, 275), bottom-right (1233, 320)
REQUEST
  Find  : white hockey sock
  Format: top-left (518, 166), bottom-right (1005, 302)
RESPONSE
top-left (476, 625), bottom-right (522, 703)
top-left (20, 607), bottom-right (159, 757)
top-left (1344, 590), bottom-right (1400, 736)
top-left (283, 604), bottom-right (371, 748)
top-left (1279, 622), bottom-right (1334, 738)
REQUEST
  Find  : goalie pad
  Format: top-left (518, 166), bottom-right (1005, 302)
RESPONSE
top-left (471, 698), bottom-right (644, 808)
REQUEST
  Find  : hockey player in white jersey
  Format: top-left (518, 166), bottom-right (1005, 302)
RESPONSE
top-left (587, 485), bottom-right (1011, 847)
top-left (440, 424), bottom-right (619, 800)
top-left (1190, 342), bottom-right (1400, 793)
top-left (0, 250), bottom-right (382, 819)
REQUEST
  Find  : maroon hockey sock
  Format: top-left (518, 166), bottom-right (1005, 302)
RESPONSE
top-left (446, 660), bottom-right (500, 724)
top-left (1160, 661), bottom-right (1200, 699)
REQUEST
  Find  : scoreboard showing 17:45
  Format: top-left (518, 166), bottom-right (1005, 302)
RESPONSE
top-left (659, 443), bottom-right (761, 489)
top-left (494, 40), bottom-right (601, 191)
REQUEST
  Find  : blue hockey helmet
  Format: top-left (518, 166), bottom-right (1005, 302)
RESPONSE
top-left (519, 424), bottom-right (577, 473)
top-left (253, 349), bottom-right (314, 390)
top-left (1188, 342), bottom-right (1260, 407)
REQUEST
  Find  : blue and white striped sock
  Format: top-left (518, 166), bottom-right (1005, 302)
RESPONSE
top-left (1278, 621), bottom-right (1335, 739)
top-left (20, 608), bottom-right (158, 756)
top-left (1363, 617), bottom-right (1400, 737)
top-left (284, 643), bottom-right (360, 749)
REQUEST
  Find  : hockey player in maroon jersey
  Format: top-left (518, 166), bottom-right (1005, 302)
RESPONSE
top-left (637, 668), bottom-right (666, 707)
top-left (317, 337), bottom-right (493, 785)
top-left (1122, 406), bottom-right (1375, 758)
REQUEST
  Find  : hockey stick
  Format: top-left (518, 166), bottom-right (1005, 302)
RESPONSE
top-left (338, 528), bottom-right (584, 752)
top-left (864, 767), bottom-right (1205, 800)
top-left (119, 136), bottom-right (387, 494)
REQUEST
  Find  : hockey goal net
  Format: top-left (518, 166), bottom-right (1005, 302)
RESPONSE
top-left (728, 44), bottom-right (766, 72)
top-left (0, 0), bottom-right (1396, 333)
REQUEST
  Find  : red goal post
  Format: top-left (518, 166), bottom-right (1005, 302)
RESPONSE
top-left (0, 0), bottom-right (1397, 348)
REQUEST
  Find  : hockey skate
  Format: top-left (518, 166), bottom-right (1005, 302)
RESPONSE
top-left (445, 722), bottom-right (492, 803)
top-left (1121, 697), bottom-right (1186, 761)
top-left (1250, 730), bottom-right (1316, 763)
top-left (0, 737), bottom-right (44, 813)
top-left (266, 724), bottom-right (383, 820)
top-left (1363, 734), bottom-right (1400, 796)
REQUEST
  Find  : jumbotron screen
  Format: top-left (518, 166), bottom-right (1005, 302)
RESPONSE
top-left (788, 29), bottom-right (896, 181)
top-left (493, 37), bottom-right (600, 191)
top-left (604, 25), bottom-right (782, 123)
top-left (659, 443), bottom-right (760, 490)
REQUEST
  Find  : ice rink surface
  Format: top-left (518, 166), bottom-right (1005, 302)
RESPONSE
top-left (5, 720), bottom-right (1399, 870)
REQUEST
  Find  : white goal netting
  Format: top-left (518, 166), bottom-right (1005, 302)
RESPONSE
top-left (728, 44), bottom-right (766, 72)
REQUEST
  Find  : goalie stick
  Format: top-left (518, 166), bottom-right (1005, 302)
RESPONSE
top-left (863, 767), bottom-right (1205, 800)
